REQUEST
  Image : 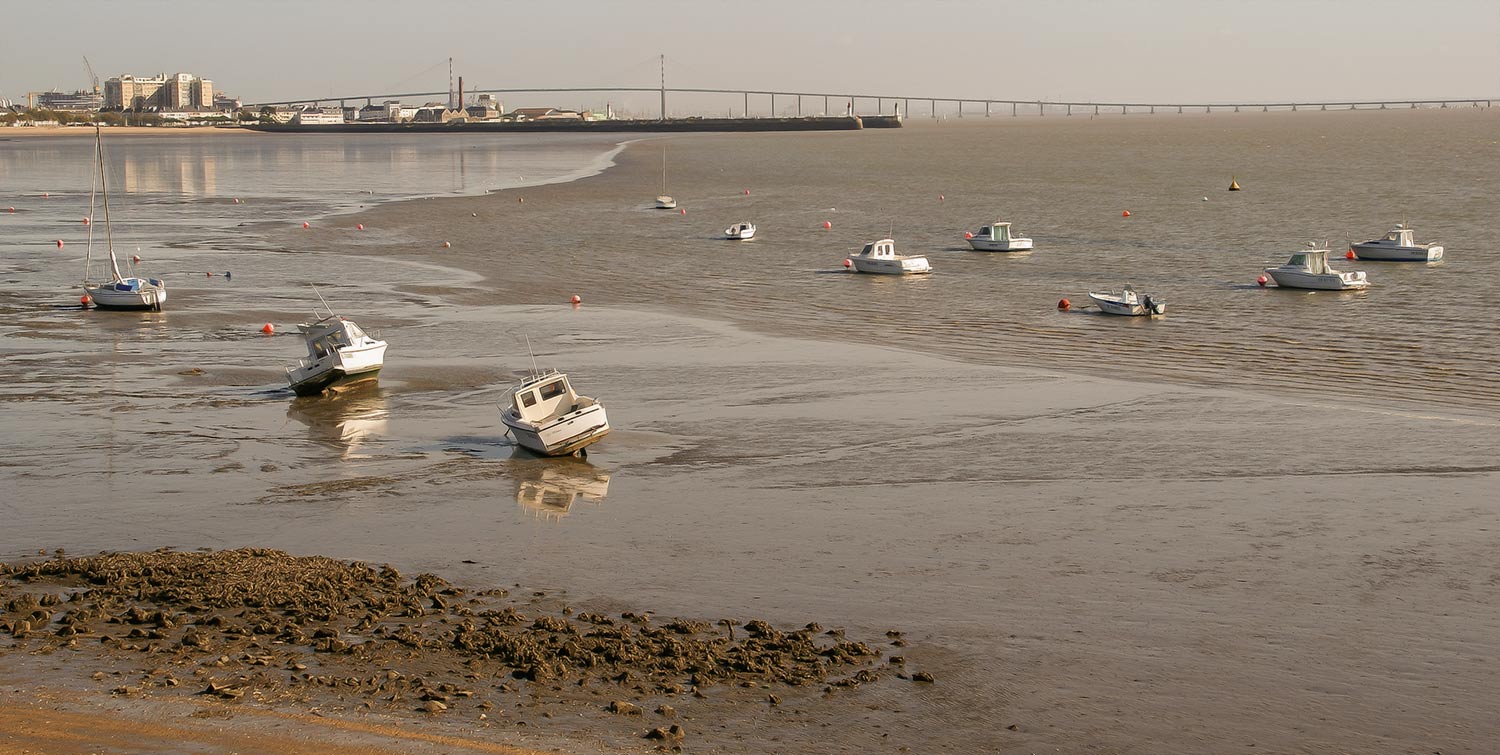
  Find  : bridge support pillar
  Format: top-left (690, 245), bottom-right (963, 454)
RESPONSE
top-left (1263, 105), bottom-right (1268, 112)
top-left (1149, 105), bottom-right (1154, 114)
top-left (985, 101), bottom-right (991, 117)
top-left (1177, 105), bottom-right (1182, 114)
top-left (931, 99), bottom-right (936, 118)
top-left (1094, 104), bottom-right (1099, 116)
top-left (771, 93), bottom-right (776, 116)
top-left (1441, 102), bottom-right (1448, 108)
top-left (1067, 104), bottom-right (1072, 116)
top-left (1321, 104), bottom-right (1326, 111)
top-left (798, 96), bottom-right (802, 117)
top-left (822, 95), bottom-right (827, 115)
top-left (904, 99), bottom-right (909, 117)
top-left (1234, 105), bottom-right (1240, 112)
top-left (877, 98), bottom-right (882, 113)
top-left (746, 92), bottom-right (750, 116)
top-left (958, 101), bottom-right (963, 117)
top-left (1292, 104), bottom-right (1297, 111)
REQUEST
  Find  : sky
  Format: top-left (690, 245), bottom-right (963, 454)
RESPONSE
top-left (3, 0), bottom-right (1497, 111)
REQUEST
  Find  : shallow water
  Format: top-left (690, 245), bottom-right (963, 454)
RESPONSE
top-left (2, 115), bottom-right (1499, 754)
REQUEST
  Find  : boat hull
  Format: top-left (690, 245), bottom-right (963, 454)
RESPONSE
top-left (287, 341), bottom-right (387, 396)
top-left (502, 404), bottom-right (610, 457)
top-left (1264, 269), bottom-right (1369, 290)
top-left (725, 227), bottom-right (756, 240)
top-left (967, 238), bottom-right (1033, 252)
top-left (1351, 243), bottom-right (1444, 262)
top-left (851, 257), bottom-right (931, 275)
top-left (84, 280), bottom-right (167, 310)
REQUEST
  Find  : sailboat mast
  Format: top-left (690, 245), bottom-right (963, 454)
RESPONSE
top-left (85, 124), bottom-right (100, 284)
top-left (96, 126), bottom-right (123, 281)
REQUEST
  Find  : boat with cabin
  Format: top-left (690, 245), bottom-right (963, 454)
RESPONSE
top-left (966, 220), bottom-right (1033, 252)
top-left (285, 310), bottom-right (388, 396)
top-left (81, 124), bottom-right (167, 311)
top-left (725, 222), bottom-right (756, 240)
top-left (1264, 245), bottom-right (1369, 290)
top-left (500, 369), bottom-right (610, 457)
top-left (1089, 285), bottom-right (1166, 316)
top-left (1351, 224), bottom-right (1444, 262)
top-left (848, 238), bottom-right (931, 275)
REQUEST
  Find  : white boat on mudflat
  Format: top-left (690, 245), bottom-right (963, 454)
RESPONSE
top-left (725, 222), bottom-right (756, 240)
top-left (1351, 224), bottom-right (1444, 262)
top-left (285, 313), bottom-right (388, 396)
top-left (501, 369), bottom-right (610, 457)
top-left (1089, 285), bottom-right (1166, 316)
top-left (80, 124), bottom-right (167, 311)
top-left (966, 220), bottom-right (1033, 252)
top-left (1265, 246), bottom-right (1369, 290)
top-left (849, 238), bottom-right (931, 275)
top-left (653, 145), bottom-right (675, 209)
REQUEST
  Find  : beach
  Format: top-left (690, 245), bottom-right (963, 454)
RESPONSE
top-left (3, 113), bottom-right (1499, 753)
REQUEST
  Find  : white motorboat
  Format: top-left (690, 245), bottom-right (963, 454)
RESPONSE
top-left (1264, 245), bottom-right (1369, 290)
top-left (500, 369), bottom-right (610, 457)
top-left (285, 311), bottom-right (388, 396)
top-left (1089, 285), bottom-right (1166, 316)
top-left (725, 222), bottom-right (756, 240)
top-left (848, 238), bottom-right (931, 275)
top-left (966, 220), bottom-right (1033, 252)
top-left (80, 124), bottom-right (167, 311)
top-left (1351, 224), bottom-right (1444, 262)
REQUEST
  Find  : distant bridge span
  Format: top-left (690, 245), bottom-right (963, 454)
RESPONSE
top-left (245, 86), bottom-right (1495, 117)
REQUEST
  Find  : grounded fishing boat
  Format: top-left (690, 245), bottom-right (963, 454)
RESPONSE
top-left (848, 238), bottom-right (931, 275)
top-left (1264, 245), bottom-right (1369, 290)
top-left (81, 124), bottom-right (166, 311)
top-left (500, 369), bottom-right (610, 457)
top-left (1351, 224), bottom-right (1444, 262)
top-left (725, 222), bottom-right (757, 240)
top-left (285, 308), bottom-right (388, 396)
top-left (966, 220), bottom-right (1033, 252)
top-left (1089, 285), bottom-right (1166, 316)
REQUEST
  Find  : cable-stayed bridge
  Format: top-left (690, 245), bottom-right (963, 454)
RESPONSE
top-left (246, 86), bottom-right (1495, 118)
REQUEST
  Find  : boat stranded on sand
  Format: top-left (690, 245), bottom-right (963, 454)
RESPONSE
top-left (1264, 245), bottom-right (1369, 290)
top-left (1351, 224), bottom-right (1444, 262)
top-left (285, 313), bottom-right (388, 396)
top-left (725, 222), bottom-right (756, 240)
top-left (500, 369), bottom-right (611, 457)
top-left (848, 238), bottom-right (931, 275)
top-left (81, 124), bottom-right (166, 311)
top-left (966, 220), bottom-right (1033, 252)
top-left (1089, 285), bottom-right (1166, 316)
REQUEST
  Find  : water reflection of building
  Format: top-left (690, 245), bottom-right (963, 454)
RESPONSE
top-left (119, 153), bottom-right (217, 196)
top-left (286, 383), bottom-right (389, 459)
top-left (514, 461), bottom-right (611, 521)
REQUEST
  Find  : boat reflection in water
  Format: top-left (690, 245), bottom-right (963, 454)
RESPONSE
top-left (285, 382), bottom-right (389, 459)
top-left (512, 458), bottom-right (611, 521)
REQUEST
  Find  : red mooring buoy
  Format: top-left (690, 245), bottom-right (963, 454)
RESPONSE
top-left (1257, 275), bottom-right (1268, 287)
top-left (1058, 298), bottom-right (1072, 310)
top-left (1121, 210), bottom-right (1132, 217)
top-left (260, 323), bottom-right (274, 335)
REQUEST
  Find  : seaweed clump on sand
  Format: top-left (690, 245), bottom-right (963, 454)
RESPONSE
top-left (0, 548), bottom-right (897, 720)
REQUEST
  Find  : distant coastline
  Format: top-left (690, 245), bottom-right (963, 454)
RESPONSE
top-left (244, 115), bottom-right (903, 134)
top-left (0, 125), bottom-right (254, 137)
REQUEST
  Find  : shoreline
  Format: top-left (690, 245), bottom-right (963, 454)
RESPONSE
top-left (0, 125), bottom-right (256, 137)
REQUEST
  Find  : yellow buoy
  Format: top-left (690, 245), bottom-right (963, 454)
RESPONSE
top-left (1228, 176), bottom-right (1242, 191)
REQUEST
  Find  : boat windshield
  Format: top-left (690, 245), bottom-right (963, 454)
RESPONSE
top-left (1288, 253), bottom-right (1309, 267)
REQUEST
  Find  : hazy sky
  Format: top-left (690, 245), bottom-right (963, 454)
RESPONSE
top-left (4, 0), bottom-right (1497, 109)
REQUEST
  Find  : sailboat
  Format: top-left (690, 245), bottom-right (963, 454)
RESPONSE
top-left (654, 145), bottom-right (676, 209)
top-left (81, 123), bottom-right (167, 311)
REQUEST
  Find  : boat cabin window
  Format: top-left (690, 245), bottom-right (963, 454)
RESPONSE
top-left (859, 243), bottom-right (874, 255)
top-left (520, 392), bottom-right (538, 408)
top-left (539, 381), bottom-right (567, 400)
top-left (1289, 253), bottom-right (1308, 267)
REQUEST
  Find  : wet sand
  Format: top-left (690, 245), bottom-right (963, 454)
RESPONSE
top-left (4, 115), bottom-right (1500, 753)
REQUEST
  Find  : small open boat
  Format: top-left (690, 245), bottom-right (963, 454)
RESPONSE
top-left (500, 369), bottom-right (610, 457)
top-left (848, 238), bottom-right (931, 275)
top-left (725, 222), bottom-right (756, 240)
top-left (1351, 224), bottom-right (1444, 262)
top-left (1089, 285), bottom-right (1165, 316)
top-left (285, 312), bottom-right (388, 396)
top-left (1265, 245), bottom-right (1369, 290)
top-left (966, 220), bottom-right (1033, 252)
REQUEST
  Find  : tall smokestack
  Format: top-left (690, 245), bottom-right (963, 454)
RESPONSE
top-left (457, 77), bottom-right (463, 111)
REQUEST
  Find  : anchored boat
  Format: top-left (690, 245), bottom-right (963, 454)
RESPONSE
top-left (81, 124), bottom-right (167, 311)
top-left (285, 312), bottom-right (388, 396)
top-left (1351, 224), bottom-right (1444, 262)
top-left (848, 238), bottom-right (931, 275)
top-left (1089, 285), bottom-right (1166, 316)
top-left (725, 222), bottom-right (756, 240)
top-left (500, 369), bottom-right (610, 457)
top-left (966, 220), bottom-right (1033, 252)
top-left (1264, 245), bottom-right (1369, 290)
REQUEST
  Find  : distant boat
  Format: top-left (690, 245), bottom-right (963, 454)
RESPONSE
top-left (1089, 285), bottom-right (1166, 316)
top-left (1229, 177), bottom-right (1242, 191)
top-left (500, 369), bottom-right (611, 457)
top-left (285, 305), bottom-right (388, 396)
top-left (81, 124), bottom-right (166, 311)
top-left (1264, 245), bottom-right (1369, 290)
top-left (966, 220), bottom-right (1033, 252)
top-left (654, 145), bottom-right (675, 209)
top-left (1351, 223), bottom-right (1444, 262)
top-left (848, 238), bottom-right (931, 275)
top-left (725, 222), bottom-right (756, 240)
